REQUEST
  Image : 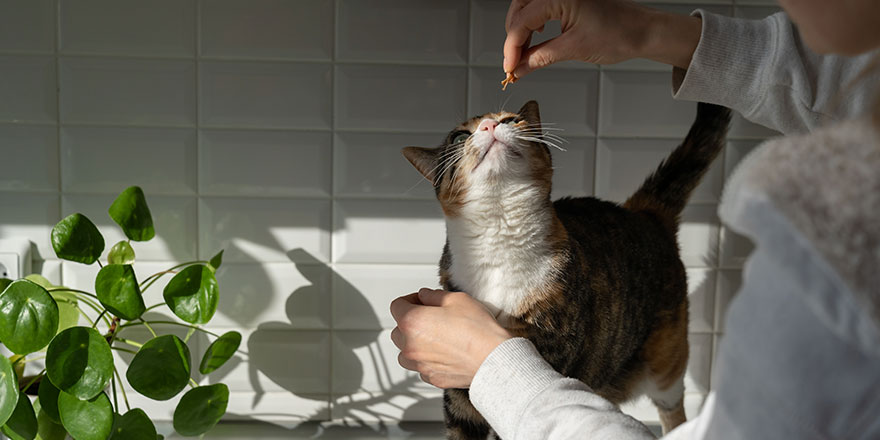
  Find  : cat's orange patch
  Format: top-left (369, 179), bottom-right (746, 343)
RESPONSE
top-left (642, 301), bottom-right (689, 391)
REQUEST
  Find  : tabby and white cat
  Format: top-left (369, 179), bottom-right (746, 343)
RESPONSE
top-left (402, 101), bottom-right (731, 439)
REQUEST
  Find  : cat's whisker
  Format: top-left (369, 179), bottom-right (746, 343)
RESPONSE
top-left (515, 135), bottom-right (567, 152)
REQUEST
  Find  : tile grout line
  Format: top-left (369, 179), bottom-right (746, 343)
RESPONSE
top-left (53, 0), bottom-right (63, 285)
top-left (195, 0), bottom-right (202, 269)
top-left (328, 0), bottom-right (340, 420)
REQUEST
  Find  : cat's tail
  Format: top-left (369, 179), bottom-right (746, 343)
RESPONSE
top-left (624, 103), bottom-right (732, 230)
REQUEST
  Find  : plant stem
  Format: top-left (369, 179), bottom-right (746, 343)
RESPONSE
top-left (20, 370), bottom-right (45, 394)
top-left (111, 346), bottom-right (137, 355)
top-left (21, 355), bottom-right (47, 364)
top-left (141, 319), bottom-right (158, 338)
top-left (47, 287), bottom-right (99, 301)
top-left (113, 367), bottom-right (130, 412)
top-left (115, 337), bottom-right (143, 349)
top-left (143, 302), bottom-right (166, 314)
top-left (97, 260), bottom-right (104, 269)
top-left (111, 371), bottom-right (119, 413)
top-left (118, 320), bottom-right (219, 338)
top-left (189, 378), bottom-right (198, 388)
top-left (184, 326), bottom-right (196, 343)
top-left (92, 309), bottom-right (108, 329)
top-left (139, 260), bottom-right (208, 291)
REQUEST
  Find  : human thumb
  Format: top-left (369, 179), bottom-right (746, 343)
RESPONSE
top-left (514, 35), bottom-right (572, 79)
top-left (417, 288), bottom-right (449, 306)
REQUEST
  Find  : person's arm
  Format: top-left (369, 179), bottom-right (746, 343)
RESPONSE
top-left (470, 338), bottom-right (657, 440)
top-left (673, 10), bottom-right (880, 134)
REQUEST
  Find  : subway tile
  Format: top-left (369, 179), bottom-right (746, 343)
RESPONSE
top-left (60, 57), bottom-right (196, 125)
top-left (0, 124), bottom-right (58, 192)
top-left (332, 264), bottom-right (440, 330)
top-left (334, 131), bottom-right (442, 199)
top-left (550, 137), bottom-right (595, 199)
top-left (685, 333), bottom-right (712, 394)
top-left (199, 197), bottom-right (331, 263)
top-left (687, 268), bottom-right (716, 333)
top-left (599, 70), bottom-right (697, 137)
top-left (0, 55), bottom-right (56, 123)
top-left (60, 0), bottom-right (195, 56)
top-left (62, 194), bottom-right (198, 262)
top-left (33, 259), bottom-right (62, 286)
top-left (199, 61), bottom-right (331, 129)
top-left (595, 138), bottom-right (723, 203)
top-left (335, 64), bottom-right (467, 132)
top-left (222, 392), bottom-right (329, 423)
top-left (724, 139), bottom-right (761, 179)
top-left (200, 129), bottom-right (331, 197)
top-left (469, 67), bottom-right (599, 136)
top-left (680, 204), bottom-right (719, 267)
top-left (232, 328), bottom-right (331, 394)
top-left (337, 0), bottom-right (467, 64)
top-left (0, 192), bottom-right (59, 259)
top-left (332, 390), bottom-right (444, 422)
top-left (0, 0), bottom-right (55, 52)
top-left (332, 329), bottom-right (405, 394)
top-left (200, 0), bottom-right (332, 60)
top-left (716, 269), bottom-right (742, 332)
top-left (61, 126), bottom-right (197, 195)
top-left (211, 262), bottom-right (331, 329)
top-left (719, 225), bottom-right (754, 268)
top-left (333, 200), bottom-right (445, 264)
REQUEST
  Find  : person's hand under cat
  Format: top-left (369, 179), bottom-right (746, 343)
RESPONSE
top-left (390, 288), bottom-right (513, 389)
top-left (503, 0), bottom-right (702, 79)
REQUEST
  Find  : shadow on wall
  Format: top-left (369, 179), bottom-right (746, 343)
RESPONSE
top-left (204, 247), bottom-right (442, 431)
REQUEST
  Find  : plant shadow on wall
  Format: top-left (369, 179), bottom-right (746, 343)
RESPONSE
top-left (197, 246), bottom-right (443, 435)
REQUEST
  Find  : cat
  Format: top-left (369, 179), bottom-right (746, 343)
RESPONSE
top-left (402, 100), bottom-right (731, 439)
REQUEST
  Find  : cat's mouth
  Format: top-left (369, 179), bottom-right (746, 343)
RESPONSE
top-left (475, 140), bottom-right (520, 170)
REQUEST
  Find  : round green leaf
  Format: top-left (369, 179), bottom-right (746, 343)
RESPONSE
top-left (46, 327), bottom-right (113, 400)
top-left (199, 331), bottom-right (241, 375)
top-left (36, 380), bottom-right (60, 424)
top-left (51, 214), bottom-right (105, 265)
top-left (163, 266), bottom-right (218, 325)
top-left (108, 186), bottom-right (155, 242)
top-left (172, 384), bottom-right (228, 437)
top-left (33, 398), bottom-right (67, 440)
top-left (107, 241), bottom-right (135, 265)
top-left (1, 391), bottom-right (37, 440)
top-left (95, 264), bottom-right (145, 320)
top-left (109, 408), bottom-right (156, 440)
top-left (208, 250), bottom-right (223, 272)
top-left (58, 391), bottom-right (112, 440)
top-left (22, 275), bottom-right (52, 290)
top-left (0, 356), bottom-right (20, 427)
top-left (126, 335), bottom-right (191, 401)
top-left (0, 280), bottom-right (59, 354)
top-left (0, 278), bottom-right (11, 293)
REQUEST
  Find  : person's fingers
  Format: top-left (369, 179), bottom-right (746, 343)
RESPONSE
top-left (389, 292), bottom-right (421, 322)
top-left (503, 0), bottom-right (554, 73)
top-left (417, 288), bottom-right (452, 307)
top-left (398, 352), bottom-right (419, 372)
top-left (390, 326), bottom-right (405, 350)
top-left (513, 33), bottom-right (575, 78)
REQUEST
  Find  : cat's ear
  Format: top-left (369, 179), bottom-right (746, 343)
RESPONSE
top-left (518, 100), bottom-right (541, 125)
top-left (402, 146), bottom-right (440, 183)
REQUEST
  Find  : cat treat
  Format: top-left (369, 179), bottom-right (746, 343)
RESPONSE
top-left (501, 72), bottom-right (516, 90)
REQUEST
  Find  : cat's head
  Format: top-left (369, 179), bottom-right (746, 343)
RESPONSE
top-left (402, 100), bottom-right (553, 215)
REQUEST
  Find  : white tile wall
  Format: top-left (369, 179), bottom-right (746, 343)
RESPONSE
top-left (0, 0), bottom-right (780, 431)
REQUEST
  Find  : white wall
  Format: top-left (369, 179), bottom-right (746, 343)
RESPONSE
top-left (0, 0), bottom-right (780, 429)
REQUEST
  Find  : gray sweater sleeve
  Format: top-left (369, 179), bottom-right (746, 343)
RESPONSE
top-left (673, 10), bottom-right (879, 134)
top-left (470, 338), bottom-right (656, 440)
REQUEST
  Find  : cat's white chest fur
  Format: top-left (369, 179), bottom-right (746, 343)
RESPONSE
top-left (446, 183), bottom-right (556, 322)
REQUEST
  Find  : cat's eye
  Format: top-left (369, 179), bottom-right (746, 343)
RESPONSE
top-left (451, 131), bottom-right (470, 145)
top-left (499, 116), bottom-right (518, 124)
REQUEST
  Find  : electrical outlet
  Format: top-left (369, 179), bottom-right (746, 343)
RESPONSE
top-left (0, 238), bottom-right (32, 280)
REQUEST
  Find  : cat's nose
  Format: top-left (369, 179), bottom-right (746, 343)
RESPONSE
top-left (477, 119), bottom-right (498, 133)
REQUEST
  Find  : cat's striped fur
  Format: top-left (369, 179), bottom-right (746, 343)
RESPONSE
top-left (403, 101), bottom-right (731, 439)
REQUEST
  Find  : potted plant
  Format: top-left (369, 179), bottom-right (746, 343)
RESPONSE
top-left (0, 186), bottom-right (240, 439)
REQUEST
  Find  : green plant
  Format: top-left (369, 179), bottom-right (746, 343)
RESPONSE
top-left (0, 186), bottom-right (240, 439)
